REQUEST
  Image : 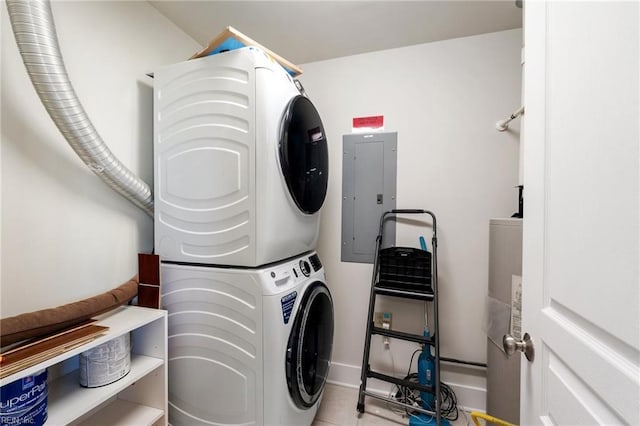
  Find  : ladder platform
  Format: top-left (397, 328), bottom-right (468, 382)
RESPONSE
top-left (371, 326), bottom-right (434, 345)
top-left (367, 369), bottom-right (435, 394)
top-left (374, 284), bottom-right (434, 301)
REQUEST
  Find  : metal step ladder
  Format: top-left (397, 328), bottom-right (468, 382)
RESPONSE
top-left (356, 209), bottom-right (442, 425)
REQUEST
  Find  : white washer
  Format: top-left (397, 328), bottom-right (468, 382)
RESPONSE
top-left (153, 48), bottom-right (329, 267)
top-left (161, 252), bottom-right (334, 425)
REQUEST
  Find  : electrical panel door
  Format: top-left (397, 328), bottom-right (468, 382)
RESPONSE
top-left (341, 132), bottom-right (397, 263)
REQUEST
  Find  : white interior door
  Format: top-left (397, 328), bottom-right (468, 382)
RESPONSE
top-left (520, 1), bottom-right (639, 425)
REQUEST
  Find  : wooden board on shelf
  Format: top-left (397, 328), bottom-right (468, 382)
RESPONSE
top-left (0, 322), bottom-right (108, 379)
top-left (190, 26), bottom-right (303, 77)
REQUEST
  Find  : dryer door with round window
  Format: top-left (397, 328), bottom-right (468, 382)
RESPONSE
top-left (286, 283), bottom-right (334, 408)
top-left (279, 95), bottom-right (329, 214)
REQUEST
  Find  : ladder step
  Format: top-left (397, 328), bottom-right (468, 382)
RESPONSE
top-left (367, 369), bottom-right (434, 394)
top-left (372, 327), bottom-right (434, 345)
top-left (374, 285), bottom-right (434, 300)
top-left (360, 390), bottom-right (438, 417)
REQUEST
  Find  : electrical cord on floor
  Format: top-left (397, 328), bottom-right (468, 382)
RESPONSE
top-left (390, 348), bottom-right (460, 422)
top-left (388, 349), bottom-right (423, 416)
top-left (381, 337), bottom-right (407, 417)
top-left (387, 337), bottom-right (396, 375)
top-left (393, 377), bottom-right (459, 421)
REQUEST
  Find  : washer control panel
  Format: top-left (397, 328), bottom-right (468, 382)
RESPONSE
top-left (263, 253), bottom-right (325, 322)
top-left (299, 260), bottom-right (311, 277)
top-left (264, 253), bottom-right (323, 290)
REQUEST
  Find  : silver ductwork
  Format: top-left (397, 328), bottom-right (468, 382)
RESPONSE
top-left (6, 0), bottom-right (154, 216)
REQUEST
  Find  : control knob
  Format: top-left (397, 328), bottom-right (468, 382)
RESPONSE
top-left (299, 260), bottom-right (311, 277)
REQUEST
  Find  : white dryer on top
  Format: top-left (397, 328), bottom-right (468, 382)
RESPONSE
top-left (153, 47), bottom-right (328, 267)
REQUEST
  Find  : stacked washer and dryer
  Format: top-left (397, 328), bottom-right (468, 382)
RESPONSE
top-left (153, 47), bottom-right (334, 425)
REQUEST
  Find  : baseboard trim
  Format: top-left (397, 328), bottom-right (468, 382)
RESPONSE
top-left (326, 361), bottom-right (361, 389)
top-left (327, 361), bottom-right (486, 412)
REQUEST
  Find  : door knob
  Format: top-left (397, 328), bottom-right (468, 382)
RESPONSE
top-left (503, 332), bottom-right (535, 362)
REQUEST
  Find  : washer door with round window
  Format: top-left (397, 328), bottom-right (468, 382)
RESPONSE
top-left (286, 282), bottom-right (334, 408)
top-left (279, 95), bottom-right (329, 214)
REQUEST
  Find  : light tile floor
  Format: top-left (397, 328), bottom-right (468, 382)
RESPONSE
top-left (313, 384), bottom-right (473, 426)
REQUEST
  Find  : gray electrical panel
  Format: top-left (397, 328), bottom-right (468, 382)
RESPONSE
top-left (341, 132), bottom-right (397, 263)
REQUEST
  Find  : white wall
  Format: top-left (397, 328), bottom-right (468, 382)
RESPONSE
top-left (1, 4), bottom-right (521, 408)
top-left (0, 1), bottom-right (199, 317)
top-left (300, 29), bottom-right (522, 409)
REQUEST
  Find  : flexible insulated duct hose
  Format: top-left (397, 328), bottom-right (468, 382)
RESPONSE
top-left (6, 0), bottom-right (154, 216)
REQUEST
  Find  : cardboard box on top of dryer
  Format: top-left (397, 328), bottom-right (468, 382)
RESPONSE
top-left (190, 26), bottom-right (303, 77)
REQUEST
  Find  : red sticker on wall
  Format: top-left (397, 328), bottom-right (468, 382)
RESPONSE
top-left (353, 115), bottom-right (384, 129)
